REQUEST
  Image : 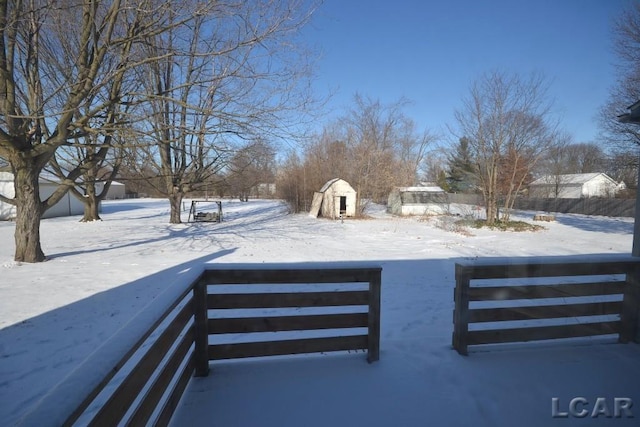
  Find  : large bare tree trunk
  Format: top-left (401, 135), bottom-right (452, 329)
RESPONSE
top-left (14, 163), bottom-right (45, 262)
top-left (168, 191), bottom-right (183, 224)
top-left (81, 181), bottom-right (101, 222)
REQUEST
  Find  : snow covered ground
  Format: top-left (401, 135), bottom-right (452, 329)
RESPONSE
top-left (1, 198), bottom-right (639, 426)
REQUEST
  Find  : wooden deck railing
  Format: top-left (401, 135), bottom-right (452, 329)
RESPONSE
top-left (64, 284), bottom-right (197, 427)
top-left (66, 264), bottom-right (381, 426)
top-left (197, 266), bottom-right (382, 369)
top-left (452, 256), bottom-right (640, 355)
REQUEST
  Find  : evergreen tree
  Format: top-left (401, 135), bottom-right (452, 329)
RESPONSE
top-left (447, 137), bottom-right (476, 192)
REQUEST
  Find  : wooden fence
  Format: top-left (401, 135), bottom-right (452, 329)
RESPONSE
top-left (66, 265), bottom-right (381, 426)
top-left (446, 193), bottom-right (635, 218)
top-left (452, 256), bottom-right (640, 355)
top-left (64, 284), bottom-right (197, 427)
top-left (198, 266), bottom-right (382, 368)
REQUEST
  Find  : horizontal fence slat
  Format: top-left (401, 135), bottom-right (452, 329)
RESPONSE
top-left (65, 287), bottom-right (195, 427)
top-left (207, 291), bottom-right (369, 309)
top-left (209, 313), bottom-right (368, 334)
top-left (155, 354), bottom-right (196, 427)
top-left (89, 301), bottom-right (194, 426)
top-left (468, 301), bottom-right (623, 323)
top-left (468, 281), bottom-right (625, 301)
top-left (127, 327), bottom-right (195, 426)
top-left (202, 268), bottom-right (380, 284)
top-left (209, 335), bottom-right (368, 360)
top-left (460, 261), bottom-right (635, 280)
top-left (467, 321), bottom-right (621, 345)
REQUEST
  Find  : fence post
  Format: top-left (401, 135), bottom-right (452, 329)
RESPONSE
top-left (620, 263), bottom-right (640, 343)
top-left (452, 264), bottom-right (470, 355)
top-left (367, 269), bottom-right (381, 363)
top-left (193, 276), bottom-right (210, 377)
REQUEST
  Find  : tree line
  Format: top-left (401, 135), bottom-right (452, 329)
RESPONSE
top-left (2, 1), bottom-right (639, 261)
top-left (276, 94), bottom-right (436, 214)
top-left (0, 0), bottom-right (316, 262)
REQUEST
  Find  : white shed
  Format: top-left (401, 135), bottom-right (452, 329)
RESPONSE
top-left (387, 186), bottom-right (447, 216)
top-left (0, 171), bottom-right (86, 220)
top-left (96, 181), bottom-right (126, 199)
top-left (309, 178), bottom-right (357, 219)
top-left (529, 173), bottom-right (624, 198)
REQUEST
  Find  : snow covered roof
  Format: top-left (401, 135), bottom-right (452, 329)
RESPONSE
top-left (0, 171), bottom-right (68, 185)
top-left (530, 173), bottom-right (616, 186)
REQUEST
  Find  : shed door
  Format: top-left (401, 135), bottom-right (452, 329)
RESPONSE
top-left (339, 196), bottom-right (347, 214)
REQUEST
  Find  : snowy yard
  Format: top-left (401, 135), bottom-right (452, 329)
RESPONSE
top-left (1, 198), bottom-right (639, 426)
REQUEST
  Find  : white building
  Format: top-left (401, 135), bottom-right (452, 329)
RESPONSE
top-left (97, 181), bottom-right (126, 199)
top-left (309, 178), bottom-right (357, 219)
top-left (529, 173), bottom-right (625, 198)
top-left (0, 171), bottom-right (86, 220)
top-left (387, 185), bottom-right (447, 216)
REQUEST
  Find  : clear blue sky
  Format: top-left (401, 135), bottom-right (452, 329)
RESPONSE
top-left (301, 0), bottom-right (634, 145)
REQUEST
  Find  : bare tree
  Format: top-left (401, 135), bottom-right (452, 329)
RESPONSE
top-left (0, 0), bottom-right (169, 262)
top-left (276, 149), bottom-right (307, 213)
top-left (48, 129), bottom-right (127, 222)
top-left (607, 150), bottom-right (639, 188)
top-left (46, 58), bottom-right (138, 222)
top-left (226, 140), bottom-right (276, 201)
top-left (454, 70), bottom-right (560, 224)
top-left (341, 94), bottom-right (437, 207)
top-left (599, 2), bottom-right (640, 151)
top-left (127, 0), bottom-right (317, 223)
top-left (284, 94), bottom-right (437, 214)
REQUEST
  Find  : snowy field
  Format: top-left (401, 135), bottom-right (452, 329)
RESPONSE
top-left (1, 198), bottom-right (639, 426)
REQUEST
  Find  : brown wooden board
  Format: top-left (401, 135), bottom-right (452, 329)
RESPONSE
top-left (367, 272), bottom-right (382, 363)
top-left (468, 301), bottom-right (623, 323)
top-left (209, 313), bottom-right (368, 334)
top-left (207, 290), bottom-right (369, 309)
top-left (193, 279), bottom-right (209, 377)
top-left (88, 302), bottom-right (193, 426)
top-left (155, 355), bottom-right (195, 427)
top-left (452, 267), bottom-right (471, 355)
top-left (202, 268), bottom-right (381, 285)
top-left (458, 260), bottom-right (636, 280)
top-left (64, 286), bottom-right (195, 427)
top-left (209, 335), bottom-right (368, 360)
top-left (466, 320), bottom-right (621, 346)
top-left (468, 281), bottom-right (625, 301)
top-left (127, 328), bottom-right (194, 426)
top-left (620, 266), bottom-right (640, 343)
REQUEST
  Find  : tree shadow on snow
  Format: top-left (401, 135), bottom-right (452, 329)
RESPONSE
top-left (0, 249), bottom-right (236, 427)
top-left (170, 201), bottom-right (299, 239)
top-left (553, 213), bottom-right (634, 235)
top-left (4, 254), bottom-right (640, 427)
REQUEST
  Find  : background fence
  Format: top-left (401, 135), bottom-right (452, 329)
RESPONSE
top-left (446, 193), bottom-right (636, 218)
top-left (452, 256), bottom-right (640, 355)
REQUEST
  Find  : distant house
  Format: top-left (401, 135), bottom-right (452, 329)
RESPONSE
top-left (309, 178), bottom-right (357, 219)
top-left (387, 185), bottom-right (447, 216)
top-left (251, 182), bottom-right (276, 198)
top-left (529, 173), bottom-right (625, 199)
top-left (0, 171), bottom-right (86, 220)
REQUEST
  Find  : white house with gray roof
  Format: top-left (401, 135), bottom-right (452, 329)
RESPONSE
top-left (529, 173), bottom-right (625, 198)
